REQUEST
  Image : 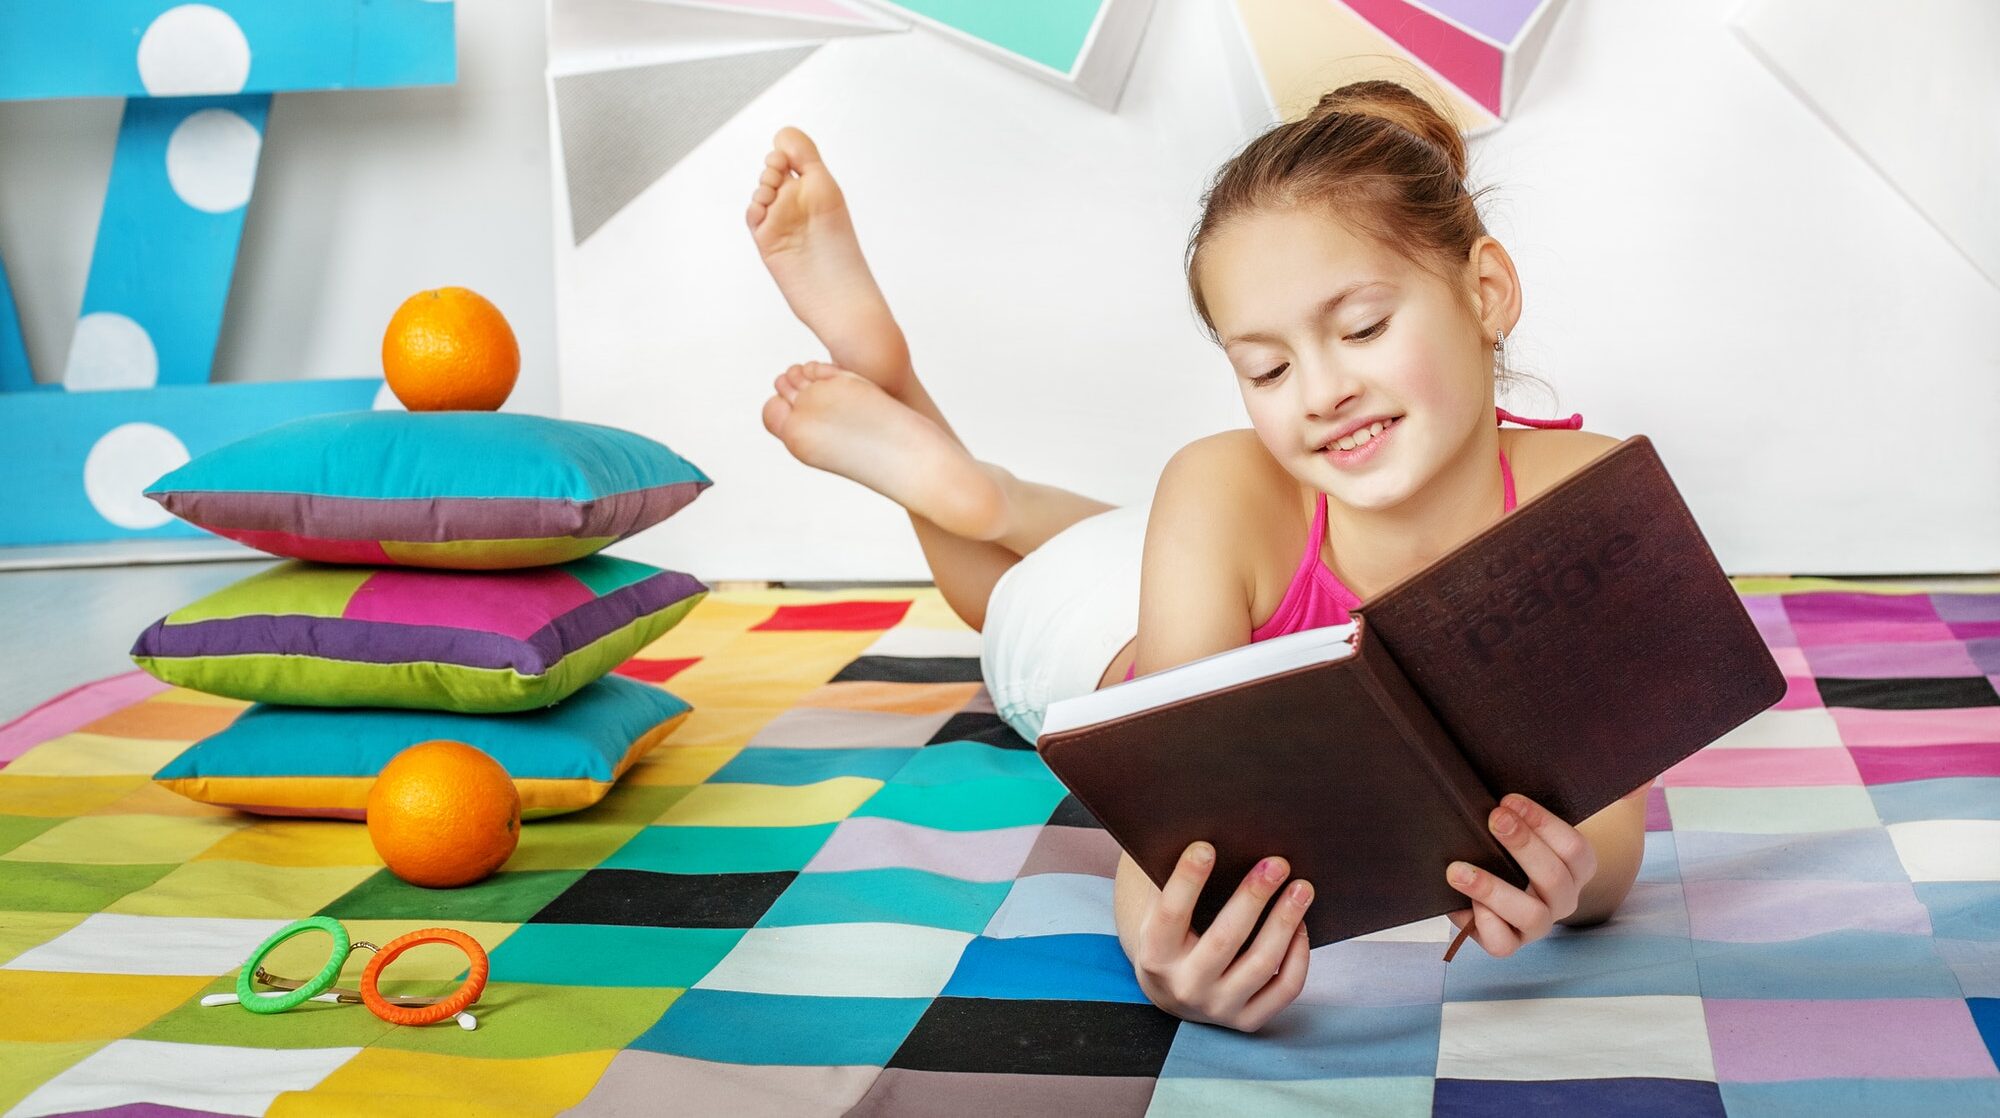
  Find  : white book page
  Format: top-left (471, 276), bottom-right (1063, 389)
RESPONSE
top-left (1038, 622), bottom-right (1360, 739)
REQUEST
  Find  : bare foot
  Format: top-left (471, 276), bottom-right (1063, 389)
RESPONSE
top-left (746, 128), bottom-right (914, 397)
top-left (761, 361), bottom-right (1008, 541)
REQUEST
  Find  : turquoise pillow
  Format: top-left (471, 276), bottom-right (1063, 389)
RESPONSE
top-left (145, 411), bottom-right (710, 569)
top-left (152, 675), bottom-right (692, 820)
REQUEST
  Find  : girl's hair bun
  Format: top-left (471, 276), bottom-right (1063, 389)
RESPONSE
top-left (1306, 79), bottom-right (1468, 185)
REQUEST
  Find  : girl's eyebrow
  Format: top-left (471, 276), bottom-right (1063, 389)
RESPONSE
top-left (1223, 280), bottom-right (1392, 348)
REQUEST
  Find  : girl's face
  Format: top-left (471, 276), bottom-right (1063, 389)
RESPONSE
top-left (1199, 207), bottom-right (1498, 511)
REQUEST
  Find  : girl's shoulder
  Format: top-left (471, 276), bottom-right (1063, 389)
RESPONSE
top-left (1152, 428), bottom-right (1301, 553)
top-left (1502, 427), bottom-right (1623, 504)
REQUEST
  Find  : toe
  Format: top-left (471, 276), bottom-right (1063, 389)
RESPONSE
top-left (773, 127), bottom-right (823, 170)
top-left (744, 201), bottom-right (764, 231)
top-left (759, 167), bottom-right (783, 189)
top-left (752, 185), bottom-right (777, 206)
top-left (760, 394), bottom-right (792, 439)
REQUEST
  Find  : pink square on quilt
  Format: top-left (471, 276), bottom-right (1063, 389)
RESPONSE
top-left (1704, 998), bottom-right (1998, 1081)
top-left (1659, 747), bottom-right (1862, 788)
top-left (342, 567), bottom-right (595, 638)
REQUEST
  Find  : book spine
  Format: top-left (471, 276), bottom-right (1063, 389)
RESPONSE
top-left (1350, 622), bottom-right (1525, 886)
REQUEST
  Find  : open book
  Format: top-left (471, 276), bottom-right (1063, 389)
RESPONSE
top-left (1036, 436), bottom-right (1785, 949)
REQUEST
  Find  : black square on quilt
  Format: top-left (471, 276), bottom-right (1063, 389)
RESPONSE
top-left (886, 997), bottom-right (1181, 1077)
top-left (1813, 675), bottom-right (1999, 710)
top-left (925, 710), bottom-right (1033, 750)
top-left (830, 655), bottom-right (985, 684)
top-left (1046, 794), bottom-right (1105, 830)
top-left (528, 869), bottom-right (796, 928)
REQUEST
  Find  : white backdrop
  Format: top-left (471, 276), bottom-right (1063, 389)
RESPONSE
top-left (554, 0), bottom-right (2000, 581)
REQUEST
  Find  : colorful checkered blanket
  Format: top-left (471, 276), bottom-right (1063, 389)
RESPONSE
top-left (1, 582), bottom-right (1997, 1116)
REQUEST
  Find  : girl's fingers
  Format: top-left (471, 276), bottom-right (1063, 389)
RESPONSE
top-left (1486, 804), bottom-right (1576, 921)
top-left (1138, 843), bottom-right (1213, 969)
top-left (1188, 856), bottom-right (1292, 976)
top-left (1216, 879), bottom-right (1313, 1006)
top-left (1502, 795), bottom-right (1598, 887)
top-left (1238, 923), bottom-right (1312, 1031)
top-left (1449, 899), bottom-right (1522, 958)
top-left (1446, 858), bottom-right (1552, 947)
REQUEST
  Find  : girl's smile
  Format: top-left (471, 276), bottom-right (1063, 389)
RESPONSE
top-left (1319, 414), bottom-right (1403, 469)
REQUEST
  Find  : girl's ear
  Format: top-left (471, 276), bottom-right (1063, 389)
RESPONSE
top-left (1467, 236), bottom-right (1523, 339)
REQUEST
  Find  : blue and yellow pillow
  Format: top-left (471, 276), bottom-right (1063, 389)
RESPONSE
top-left (152, 675), bottom-right (692, 819)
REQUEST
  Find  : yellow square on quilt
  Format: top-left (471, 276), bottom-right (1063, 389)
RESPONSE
top-left (656, 777), bottom-right (882, 828)
top-left (664, 631), bottom-right (878, 708)
top-left (625, 743), bottom-right (741, 787)
top-left (4, 732), bottom-right (188, 777)
top-left (104, 861), bottom-right (379, 920)
top-left (0, 775), bottom-right (143, 818)
top-left (0, 973), bottom-right (210, 1043)
top-left (1, 813), bottom-right (246, 865)
top-left (191, 820), bottom-right (382, 867)
top-left (0, 1040), bottom-right (105, 1116)
top-left (268, 1048), bottom-right (617, 1118)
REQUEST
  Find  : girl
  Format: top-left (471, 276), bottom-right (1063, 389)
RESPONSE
top-left (744, 79), bottom-right (1649, 1033)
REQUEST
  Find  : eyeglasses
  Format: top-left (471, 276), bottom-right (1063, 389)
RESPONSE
top-left (201, 916), bottom-right (489, 1030)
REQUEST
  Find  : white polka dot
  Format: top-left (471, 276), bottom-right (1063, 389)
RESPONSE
top-left (63, 312), bottom-right (159, 391)
top-left (137, 5), bottom-right (251, 96)
top-left (372, 382), bottom-right (405, 411)
top-left (164, 108), bottom-right (262, 213)
top-left (85, 423), bottom-right (189, 530)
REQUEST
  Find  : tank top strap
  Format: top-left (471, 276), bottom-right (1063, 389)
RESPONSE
top-left (1495, 405), bottom-right (1583, 430)
top-left (1493, 406), bottom-right (1582, 512)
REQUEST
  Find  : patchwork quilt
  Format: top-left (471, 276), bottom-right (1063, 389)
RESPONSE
top-left (0, 581), bottom-right (1997, 1116)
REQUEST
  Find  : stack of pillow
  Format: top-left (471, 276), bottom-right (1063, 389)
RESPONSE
top-left (130, 411), bottom-right (711, 820)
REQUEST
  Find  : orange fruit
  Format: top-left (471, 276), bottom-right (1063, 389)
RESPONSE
top-left (381, 287), bottom-right (520, 411)
top-left (366, 739), bottom-right (521, 888)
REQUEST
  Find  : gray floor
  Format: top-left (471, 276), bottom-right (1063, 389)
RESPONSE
top-left (0, 558), bottom-right (274, 724)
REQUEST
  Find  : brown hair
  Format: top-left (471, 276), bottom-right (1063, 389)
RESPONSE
top-left (1186, 78), bottom-right (1524, 387)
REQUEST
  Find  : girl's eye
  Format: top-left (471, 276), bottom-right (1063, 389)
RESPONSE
top-left (1251, 363), bottom-right (1288, 386)
top-left (1349, 318), bottom-right (1390, 342)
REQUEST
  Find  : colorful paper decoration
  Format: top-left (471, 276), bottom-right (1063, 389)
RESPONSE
top-left (555, 46), bottom-right (822, 244)
top-left (0, 1), bottom-right (457, 549)
top-left (1730, 0), bottom-right (1999, 291)
top-left (1335, 0), bottom-right (1569, 120)
top-left (1224, 0), bottom-right (1571, 136)
top-left (855, 0), bottom-right (1157, 110)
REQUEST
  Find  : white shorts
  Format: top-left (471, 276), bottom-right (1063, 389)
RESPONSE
top-left (980, 504), bottom-right (1147, 743)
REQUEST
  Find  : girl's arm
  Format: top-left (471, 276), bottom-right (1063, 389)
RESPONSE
top-left (1111, 434), bottom-right (1316, 1032)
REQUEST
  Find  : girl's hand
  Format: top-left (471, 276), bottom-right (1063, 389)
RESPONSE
top-left (1130, 842), bottom-right (1314, 1032)
top-left (1444, 793), bottom-right (1599, 957)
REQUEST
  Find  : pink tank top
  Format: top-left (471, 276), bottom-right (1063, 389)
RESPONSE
top-left (1123, 406), bottom-right (1582, 682)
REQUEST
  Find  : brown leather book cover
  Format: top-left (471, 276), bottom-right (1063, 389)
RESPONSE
top-left (1035, 435), bottom-right (1784, 948)
top-left (1361, 435), bottom-right (1786, 825)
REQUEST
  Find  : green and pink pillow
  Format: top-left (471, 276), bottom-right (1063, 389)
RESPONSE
top-left (144, 411), bottom-right (710, 569)
top-left (131, 555), bottom-right (705, 713)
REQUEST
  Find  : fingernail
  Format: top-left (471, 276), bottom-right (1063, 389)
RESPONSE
top-left (1451, 863), bottom-right (1476, 887)
top-left (1259, 858), bottom-right (1285, 884)
top-left (1491, 808), bottom-right (1517, 836)
top-left (1290, 881), bottom-right (1313, 905)
top-left (1189, 843), bottom-right (1213, 866)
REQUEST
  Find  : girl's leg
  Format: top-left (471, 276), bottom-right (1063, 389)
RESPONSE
top-left (762, 363), bottom-right (1117, 630)
top-left (746, 127), bottom-right (1115, 629)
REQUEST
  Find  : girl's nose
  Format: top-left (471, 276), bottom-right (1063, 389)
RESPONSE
top-left (1297, 356), bottom-right (1361, 421)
